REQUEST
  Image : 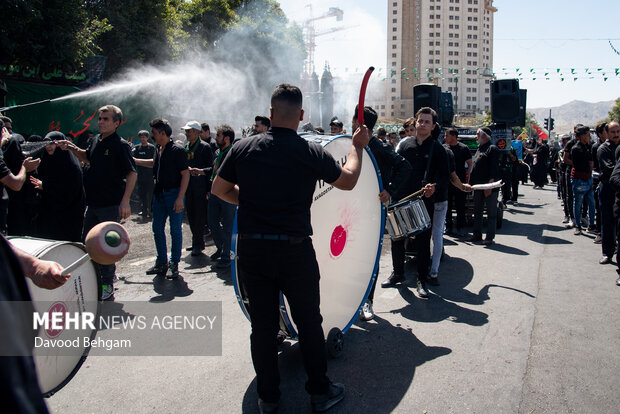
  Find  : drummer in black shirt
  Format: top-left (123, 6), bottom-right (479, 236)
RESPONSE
top-left (212, 83), bottom-right (369, 413)
top-left (381, 107), bottom-right (450, 299)
top-left (352, 105), bottom-right (411, 320)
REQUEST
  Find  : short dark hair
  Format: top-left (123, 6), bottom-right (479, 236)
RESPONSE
top-left (0, 116), bottom-right (12, 124)
top-left (353, 105), bottom-right (378, 130)
top-left (217, 124), bottom-right (235, 143)
top-left (415, 107), bottom-right (438, 124)
top-left (98, 105), bottom-right (123, 123)
top-left (575, 125), bottom-right (590, 137)
top-left (377, 127), bottom-right (387, 136)
top-left (446, 127), bottom-right (458, 137)
top-left (398, 128), bottom-right (406, 136)
top-left (149, 118), bottom-right (172, 137)
top-left (596, 122), bottom-right (607, 135)
top-left (201, 123), bottom-right (210, 132)
top-left (255, 115), bottom-right (270, 128)
top-left (403, 117), bottom-right (415, 129)
top-left (138, 130), bottom-right (150, 138)
top-left (271, 84), bottom-right (302, 119)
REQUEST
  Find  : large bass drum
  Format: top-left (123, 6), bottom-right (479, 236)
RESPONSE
top-left (231, 134), bottom-right (385, 355)
top-left (7, 237), bottom-right (100, 397)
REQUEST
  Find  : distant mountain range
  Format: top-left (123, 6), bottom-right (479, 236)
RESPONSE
top-left (529, 100), bottom-right (615, 134)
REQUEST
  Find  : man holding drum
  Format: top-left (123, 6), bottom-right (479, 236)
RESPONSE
top-left (212, 84), bottom-right (369, 413)
top-left (352, 105), bottom-right (412, 320)
top-left (381, 107), bottom-right (451, 299)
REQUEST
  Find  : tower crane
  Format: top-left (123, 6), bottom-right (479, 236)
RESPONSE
top-left (302, 5), bottom-right (344, 76)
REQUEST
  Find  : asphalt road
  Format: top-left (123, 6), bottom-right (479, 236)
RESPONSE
top-left (45, 182), bottom-right (620, 414)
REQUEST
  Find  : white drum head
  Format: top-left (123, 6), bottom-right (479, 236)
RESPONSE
top-left (8, 238), bottom-right (100, 397)
top-left (232, 135), bottom-right (385, 338)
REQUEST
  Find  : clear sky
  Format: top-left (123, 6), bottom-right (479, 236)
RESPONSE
top-left (277, 0), bottom-right (620, 110)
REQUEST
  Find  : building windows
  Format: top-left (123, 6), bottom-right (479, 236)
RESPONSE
top-left (392, 53), bottom-right (397, 58)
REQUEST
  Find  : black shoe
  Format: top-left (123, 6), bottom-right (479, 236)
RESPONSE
top-left (599, 255), bottom-right (611, 265)
top-left (166, 262), bottom-right (179, 279)
top-left (191, 247), bottom-right (204, 256)
top-left (467, 235), bottom-right (482, 243)
top-left (210, 250), bottom-right (222, 261)
top-left (215, 260), bottom-right (231, 269)
top-left (416, 280), bottom-right (429, 299)
top-left (186, 246), bottom-right (194, 251)
top-left (311, 382), bottom-right (345, 413)
top-left (258, 398), bottom-right (279, 414)
top-left (381, 272), bottom-right (405, 288)
top-left (482, 239), bottom-right (494, 246)
top-left (146, 263), bottom-right (167, 275)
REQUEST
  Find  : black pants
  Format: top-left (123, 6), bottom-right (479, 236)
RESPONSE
top-left (501, 169), bottom-right (512, 203)
top-left (473, 190), bottom-right (498, 241)
top-left (599, 182), bottom-right (616, 258)
top-left (137, 178), bottom-right (154, 217)
top-left (565, 170), bottom-right (574, 219)
top-left (511, 168), bottom-right (520, 202)
top-left (593, 178), bottom-right (601, 232)
top-left (238, 237), bottom-right (330, 402)
top-left (391, 197), bottom-right (433, 281)
top-left (185, 185), bottom-right (208, 249)
top-left (446, 185), bottom-right (466, 230)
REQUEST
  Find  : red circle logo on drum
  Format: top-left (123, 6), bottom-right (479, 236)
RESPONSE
top-left (45, 301), bottom-right (67, 338)
top-left (330, 225), bottom-right (347, 258)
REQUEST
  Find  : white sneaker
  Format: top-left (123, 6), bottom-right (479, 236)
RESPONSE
top-left (101, 284), bottom-right (114, 301)
top-left (360, 300), bottom-right (374, 321)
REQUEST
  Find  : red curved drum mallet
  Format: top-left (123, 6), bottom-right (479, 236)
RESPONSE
top-left (357, 66), bottom-right (375, 125)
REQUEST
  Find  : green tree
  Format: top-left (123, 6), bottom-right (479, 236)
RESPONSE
top-left (607, 97), bottom-right (620, 122)
top-left (0, 0), bottom-right (110, 70)
top-left (512, 112), bottom-right (537, 137)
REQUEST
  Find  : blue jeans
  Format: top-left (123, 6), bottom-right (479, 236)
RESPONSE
top-left (82, 205), bottom-right (120, 286)
top-left (572, 178), bottom-right (595, 229)
top-left (152, 189), bottom-right (184, 264)
top-left (431, 200), bottom-right (448, 274)
top-left (207, 194), bottom-right (236, 262)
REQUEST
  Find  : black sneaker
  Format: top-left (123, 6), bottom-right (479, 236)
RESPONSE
top-left (166, 262), bottom-right (179, 279)
top-left (380, 272), bottom-right (405, 288)
top-left (146, 263), bottom-right (167, 275)
top-left (210, 250), bottom-right (222, 261)
top-left (311, 382), bottom-right (345, 412)
top-left (191, 247), bottom-right (204, 256)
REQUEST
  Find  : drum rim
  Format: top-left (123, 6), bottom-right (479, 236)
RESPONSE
top-left (8, 237), bottom-right (103, 397)
top-left (231, 134), bottom-right (386, 339)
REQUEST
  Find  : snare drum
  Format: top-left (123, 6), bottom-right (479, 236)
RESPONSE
top-left (386, 198), bottom-right (431, 240)
top-left (7, 237), bottom-right (100, 397)
top-left (231, 134), bottom-right (385, 341)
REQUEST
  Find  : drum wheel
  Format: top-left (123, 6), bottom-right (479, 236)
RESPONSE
top-left (326, 327), bottom-right (344, 359)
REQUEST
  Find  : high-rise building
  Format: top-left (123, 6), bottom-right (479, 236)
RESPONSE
top-left (380, 0), bottom-right (496, 121)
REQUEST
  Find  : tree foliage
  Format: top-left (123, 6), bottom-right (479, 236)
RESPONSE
top-left (607, 97), bottom-right (620, 122)
top-left (0, 0), bottom-right (110, 70)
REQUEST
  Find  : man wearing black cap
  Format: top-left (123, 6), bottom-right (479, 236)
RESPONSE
top-left (468, 127), bottom-right (500, 245)
top-left (330, 118), bottom-right (344, 135)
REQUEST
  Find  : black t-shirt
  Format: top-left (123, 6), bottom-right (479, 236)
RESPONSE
top-left (444, 142), bottom-right (471, 181)
top-left (367, 136), bottom-right (411, 197)
top-left (132, 143), bottom-right (156, 180)
top-left (153, 141), bottom-right (189, 194)
top-left (218, 127), bottom-right (342, 236)
top-left (571, 141), bottom-right (592, 174)
top-left (0, 152), bottom-right (10, 200)
top-left (397, 136), bottom-right (450, 203)
top-left (83, 132), bottom-right (136, 207)
top-left (186, 139), bottom-right (214, 191)
top-left (469, 141), bottom-right (500, 185)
